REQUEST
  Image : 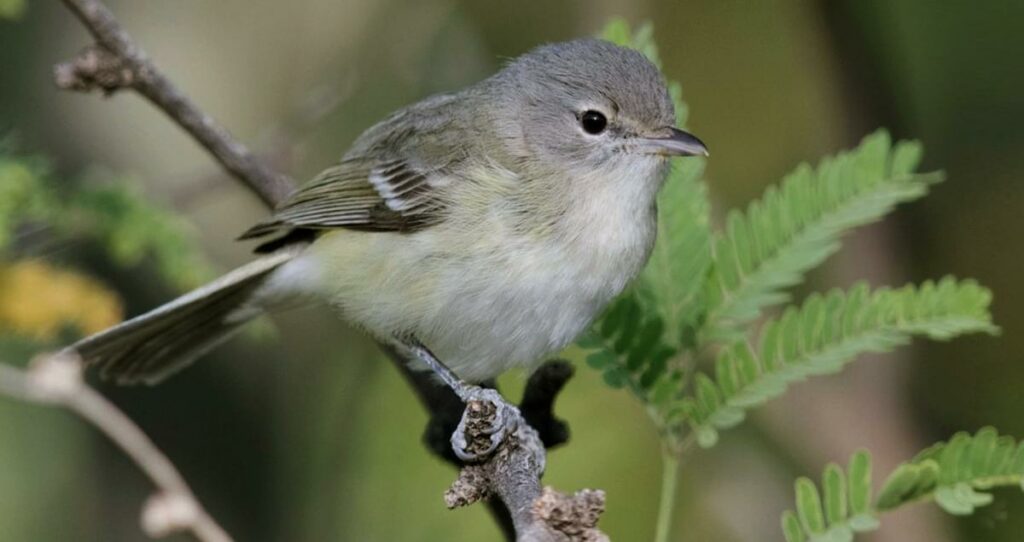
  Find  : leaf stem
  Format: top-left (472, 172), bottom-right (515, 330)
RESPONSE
top-left (654, 450), bottom-right (681, 542)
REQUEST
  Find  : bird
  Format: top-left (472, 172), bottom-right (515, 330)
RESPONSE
top-left (70, 38), bottom-right (707, 395)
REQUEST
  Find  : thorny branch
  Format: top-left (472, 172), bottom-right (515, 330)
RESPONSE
top-left (0, 0), bottom-right (609, 540)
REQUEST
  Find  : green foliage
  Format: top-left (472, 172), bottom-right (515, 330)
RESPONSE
top-left (640, 158), bottom-right (711, 346)
top-left (602, 19), bottom-right (688, 129)
top-left (0, 146), bottom-right (214, 289)
top-left (783, 429), bottom-right (1024, 541)
top-left (0, 0), bottom-right (25, 20)
top-left (782, 450), bottom-right (881, 542)
top-left (600, 19), bottom-right (1003, 540)
top-left (602, 19), bottom-right (661, 71)
top-left (876, 427), bottom-right (1024, 514)
top-left (0, 153), bottom-right (53, 250)
top-left (583, 20), bottom-right (996, 457)
top-left (603, 20), bottom-right (709, 345)
top-left (578, 293), bottom-right (681, 420)
top-left (70, 180), bottom-right (215, 288)
top-left (701, 132), bottom-right (942, 342)
top-left (588, 18), bottom-right (713, 433)
top-left (682, 278), bottom-right (996, 447)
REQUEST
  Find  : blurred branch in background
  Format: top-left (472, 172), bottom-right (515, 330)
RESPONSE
top-left (53, 0), bottom-right (294, 207)
top-left (0, 0), bottom-right (597, 540)
top-left (0, 352), bottom-right (232, 542)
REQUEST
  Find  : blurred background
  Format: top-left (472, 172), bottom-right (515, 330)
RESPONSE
top-left (1, 1), bottom-right (1022, 540)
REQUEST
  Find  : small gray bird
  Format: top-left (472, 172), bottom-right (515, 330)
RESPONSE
top-left (72, 38), bottom-right (707, 389)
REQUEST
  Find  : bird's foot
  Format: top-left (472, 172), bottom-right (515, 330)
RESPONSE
top-left (450, 386), bottom-right (520, 462)
top-left (401, 337), bottom-right (522, 461)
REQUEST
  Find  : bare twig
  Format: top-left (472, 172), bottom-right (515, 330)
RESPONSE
top-left (0, 352), bottom-right (232, 542)
top-left (43, 0), bottom-right (596, 540)
top-left (54, 0), bottom-right (294, 207)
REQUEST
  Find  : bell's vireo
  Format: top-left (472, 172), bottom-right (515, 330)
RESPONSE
top-left (71, 38), bottom-right (708, 389)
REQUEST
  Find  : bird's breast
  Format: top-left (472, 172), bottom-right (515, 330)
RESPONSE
top-left (410, 165), bottom-right (660, 380)
top-left (418, 205), bottom-right (654, 380)
top-left (297, 161), bottom-right (662, 382)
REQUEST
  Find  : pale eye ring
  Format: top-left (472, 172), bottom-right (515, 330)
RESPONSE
top-left (580, 110), bottom-right (608, 135)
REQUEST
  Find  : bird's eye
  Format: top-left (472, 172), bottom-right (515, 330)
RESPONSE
top-left (580, 110), bottom-right (607, 135)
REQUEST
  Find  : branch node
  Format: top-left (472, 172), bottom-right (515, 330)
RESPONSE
top-left (26, 351), bottom-right (83, 401)
top-left (141, 491), bottom-right (201, 538)
top-left (444, 464), bottom-right (491, 508)
top-left (54, 44), bottom-right (135, 95)
top-left (532, 487), bottom-right (609, 542)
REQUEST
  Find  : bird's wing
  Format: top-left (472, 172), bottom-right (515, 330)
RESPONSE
top-left (238, 156), bottom-right (450, 242)
top-left (239, 92), bottom-right (472, 246)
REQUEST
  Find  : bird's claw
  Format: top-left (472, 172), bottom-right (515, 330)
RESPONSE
top-left (451, 386), bottom-right (519, 462)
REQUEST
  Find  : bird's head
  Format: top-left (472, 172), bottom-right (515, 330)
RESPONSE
top-left (490, 38), bottom-right (707, 180)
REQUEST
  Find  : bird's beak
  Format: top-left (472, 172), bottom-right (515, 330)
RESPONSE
top-left (636, 127), bottom-right (709, 157)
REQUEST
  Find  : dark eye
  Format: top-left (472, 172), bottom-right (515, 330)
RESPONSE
top-left (580, 110), bottom-right (607, 134)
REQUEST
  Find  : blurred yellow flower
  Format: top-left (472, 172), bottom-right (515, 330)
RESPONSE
top-left (0, 260), bottom-right (123, 341)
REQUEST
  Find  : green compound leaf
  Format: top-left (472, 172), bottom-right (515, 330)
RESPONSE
top-left (601, 18), bottom-right (712, 347)
top-left (581, 19), bottom-right (711, 416)
top-left (702, 131), bottom-right (942, 343)
top-left (642, 158), bottom-right (712, 348)
top-left (877, 427), bottom-right (1024, 515)
top-left (784, 429), bottom-right (1024, 541)
top-left (683, 278), bottom-right (995, 446)
top-left (580, 292), bottom-right (680, 406)
top-left (783, 451), bottom-right (880, 542)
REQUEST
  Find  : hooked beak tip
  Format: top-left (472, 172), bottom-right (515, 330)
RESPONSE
top-left (668, 127), bottom-right (709, 157)
top-left (638, 127), bottom-right (709, 157)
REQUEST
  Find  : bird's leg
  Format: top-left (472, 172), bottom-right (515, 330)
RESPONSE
top-left (404, 338), bottom-right (518, 462)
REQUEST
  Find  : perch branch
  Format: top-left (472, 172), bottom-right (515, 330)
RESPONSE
top-left (54, 0), bottom-right (293, 207)
top-left (46, 0), bottom-right (599, 539)
top-left (392, 351), bottom-right (601, 541)
top-left (0, 352), bottom-right (232, 542)
top-left (441, 388), bottom-right (608, 542)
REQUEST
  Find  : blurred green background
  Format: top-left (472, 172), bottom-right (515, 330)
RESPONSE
top-left (1, 1), bottom-right (1023, 541)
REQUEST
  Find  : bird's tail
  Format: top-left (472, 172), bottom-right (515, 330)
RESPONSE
top-left (70, 249), bottom-right (299, 385)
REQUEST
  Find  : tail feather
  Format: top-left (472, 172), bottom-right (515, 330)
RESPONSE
top-left (71, 249), bottom-right (298, 385)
